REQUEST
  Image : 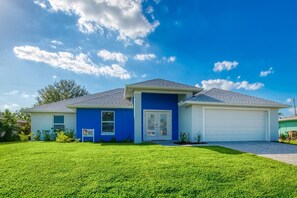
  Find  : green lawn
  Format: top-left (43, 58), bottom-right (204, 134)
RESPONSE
top-left (279, 140), bottom-right (297, 145)
top-left (0, 142), bottom-right (296, 197)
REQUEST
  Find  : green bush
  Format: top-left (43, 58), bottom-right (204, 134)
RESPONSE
top-left (180, 132), bottom-right (188, 143)
top-left (19, 132), bottom-right (31, 142)
top-left (43, 130), bottom-right (51, 141)
top-left (56, 131), bottom-right (72, 143)
top-left (279, 132), bottom-right (288, 142)
top-left (33, 130), bottom-right (41, 141)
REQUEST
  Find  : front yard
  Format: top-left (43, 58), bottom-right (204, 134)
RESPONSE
top-left (0, 142), bottom-right (296, 197)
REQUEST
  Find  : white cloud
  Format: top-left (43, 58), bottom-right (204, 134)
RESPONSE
top-left (52, 75), bottom-right (57, 79)
top-left (213, 61), bottom-right (239, 72)
top-left (33, 0), bottom-right (47, 9)
top-left (141, 74), bottom-right (147, 78)
top-left (200, 79), bottom-right (264, 91)
top-left (21, 92), bottom-right (30, 98)
top-left (1, 103), bottom-right (19, 111)
top-left (134, 53), bottom-right (156, 61)
top-left (237, 76), bottom-right (241, 79)
top-left (146, 6), bottom-right (154, 14)
top-left (286, 98), bottom-right (292, 103)
top-left (260, 67), bottom-right (274, 77)
top-left (4, 90), bottom-right (19, 95)
top-left (41, 0), bottom-right (160, 44)
top-left (159, 56), bottom-right (176, 63)
top-left (51, 40), bottom-right (63, 46)
top-left (134, 39), bottom-right (144, 46)
top-left (97, 50), bottom-right (128, 64)
top-left (14, 45), bottom-right (130, 79)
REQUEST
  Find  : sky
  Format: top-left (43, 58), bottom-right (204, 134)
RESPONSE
top-left (0, 0), bottom-right (296, 116)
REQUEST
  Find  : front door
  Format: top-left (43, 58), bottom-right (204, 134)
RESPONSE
top-left (144, 111), bottom-right (172, 141)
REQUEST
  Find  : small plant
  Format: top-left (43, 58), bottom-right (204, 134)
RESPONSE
top-left (279, 132), bottom-right (288, 142)
top-left (124, 135), bottom-right (133, 143)
top-left (197, 131), bottom-right (201, 143)
top-left (180, 132), bottom-right (188, 143)
top-left (34, 130), bottom-right (41, 141)
top-left (74, 138), bottom-right (80, 143)
top-left (56, 131), bottom-right (72, 143)
top-left (19, 132), bottom-right (31, 142)
top-left (110, 136), bottom-right (117, 142)
top-left (43, 130), bottom-right (51, 141)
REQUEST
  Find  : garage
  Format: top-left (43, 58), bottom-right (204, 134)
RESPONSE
top-left (204, 108), bottom-right (268, 141)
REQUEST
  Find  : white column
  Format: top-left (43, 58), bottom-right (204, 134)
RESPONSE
top-left (134, 92), bottom-right (142, 143)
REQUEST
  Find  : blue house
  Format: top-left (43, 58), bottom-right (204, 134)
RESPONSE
top-left (25, 79), bottom-right (287, 143)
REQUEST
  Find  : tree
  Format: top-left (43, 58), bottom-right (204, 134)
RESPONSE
top-left (0, 109), bottom-right (19, 141)
top-left (16, 109), bottom-right (31, 135)
top-left (35, 80), bottom-right (89, 105)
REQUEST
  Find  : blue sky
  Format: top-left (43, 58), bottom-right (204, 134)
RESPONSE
top-left (0, 0), bottom-right (296, 115)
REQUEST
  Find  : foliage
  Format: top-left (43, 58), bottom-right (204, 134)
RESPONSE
top-left (279, 132), bottom-right (288, 142)
top-left (35, 79), bottom-right (89, 105)
top-left (16, 110), bottom-right (31, 135)
top-left (0, 109), bottom-right (19, 141)
top-left (196, 131), bottom-right (201, 143)
top-left (33, 130), bottom-right (41, 141)
top-left (0, 142), bottom-right (297, 197)
top-left (42, 130), bottom-right (51, 141)
top-left (179, 132), bottom-right (188, 143)
top-left (19, 132), bottom-right (31, 142)
top-left (56, 131), bottom-right (72, 143)
top-left (55, 129), bottom-right (75, 143)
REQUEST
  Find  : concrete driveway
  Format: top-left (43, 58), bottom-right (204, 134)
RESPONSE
top-left (213, 141), bottom-right (297, 166)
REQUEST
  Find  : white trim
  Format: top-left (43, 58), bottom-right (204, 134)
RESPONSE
top-left (53, 114), bottom-right (65, 131)
top-left (101, 111), bottom-right (115, 135)
top-left (202, 106), bottom-right (270, 141)
top-left (143, 109), bottom-right (172, 141)
top-left (134, 92), bottom-right (142, 143)
top-left (178, 101), bottom-right (289, 108)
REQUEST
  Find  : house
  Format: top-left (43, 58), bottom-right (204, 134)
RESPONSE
top-left (279, 116), bottom-right (297, 134)
top-left (23, 78), bottom-right (288, 143)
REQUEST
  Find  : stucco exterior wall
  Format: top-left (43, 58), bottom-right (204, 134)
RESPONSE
top-left (279, 120), bottom-right (297, 134)
top-left (76, 108), bottom-right (134, 142)
top-left (31, 112), bottom-right (76, 137)
top-left (178, 106), bottom-right (192, 141)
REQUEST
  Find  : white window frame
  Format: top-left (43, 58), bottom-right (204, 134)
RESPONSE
top-left (53, 115), bottom-right (65, 131)
top-left (101, 111), bottom-right (115, 135)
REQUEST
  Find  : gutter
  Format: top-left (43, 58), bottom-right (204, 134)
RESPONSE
top-left (178, 101), bottom-right (290, 108)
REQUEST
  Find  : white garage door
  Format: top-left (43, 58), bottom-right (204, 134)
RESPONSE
top-left (204, 108), bottom-right (268, 141)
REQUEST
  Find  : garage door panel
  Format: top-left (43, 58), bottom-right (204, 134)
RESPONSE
top-left (205, 109), bottom-right (267, 141)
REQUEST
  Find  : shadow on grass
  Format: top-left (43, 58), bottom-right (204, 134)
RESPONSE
top-left (192, 146), bottom-right (244, 155)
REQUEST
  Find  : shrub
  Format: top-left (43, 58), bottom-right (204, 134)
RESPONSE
top-left (196, 132), bottom-right (201, 143)
top-left (279, 132), bottom-right (288, 142)
top-left (33, 130), bottom-right (41, 141)
top-left (19, 132), bottom-right (31, 142)
top-left (180, 132), bottom-right (188, 143)
top-left (43, 130), bottom-right (51, 141)
top-left (56, 131), bottom-right (72, 143)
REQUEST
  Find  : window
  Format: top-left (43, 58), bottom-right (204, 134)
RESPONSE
top-left (101, 111), bottom-right (115, 134)
top-left (53, 115), bottom-right (65, 132)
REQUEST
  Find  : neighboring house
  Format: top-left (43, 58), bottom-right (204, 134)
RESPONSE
top-left (279, 116), bottom-right (297, 134)
top-left (23, 78), bottom-right (288, 143)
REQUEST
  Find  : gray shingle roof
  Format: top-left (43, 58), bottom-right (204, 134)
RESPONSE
top-left (68, 88), bottom-right (132, 108)
top-left (127, 78), bottom-right (199, 90)
top-left (186, 88), bottom-right (288, 108)
top-left (23, 89), bottom-right (131, 113)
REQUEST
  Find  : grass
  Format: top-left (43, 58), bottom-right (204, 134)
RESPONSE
top-left (280, 140), bottom-right (297, 145)
top-left (0, 142), bottom-right (297, 197)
